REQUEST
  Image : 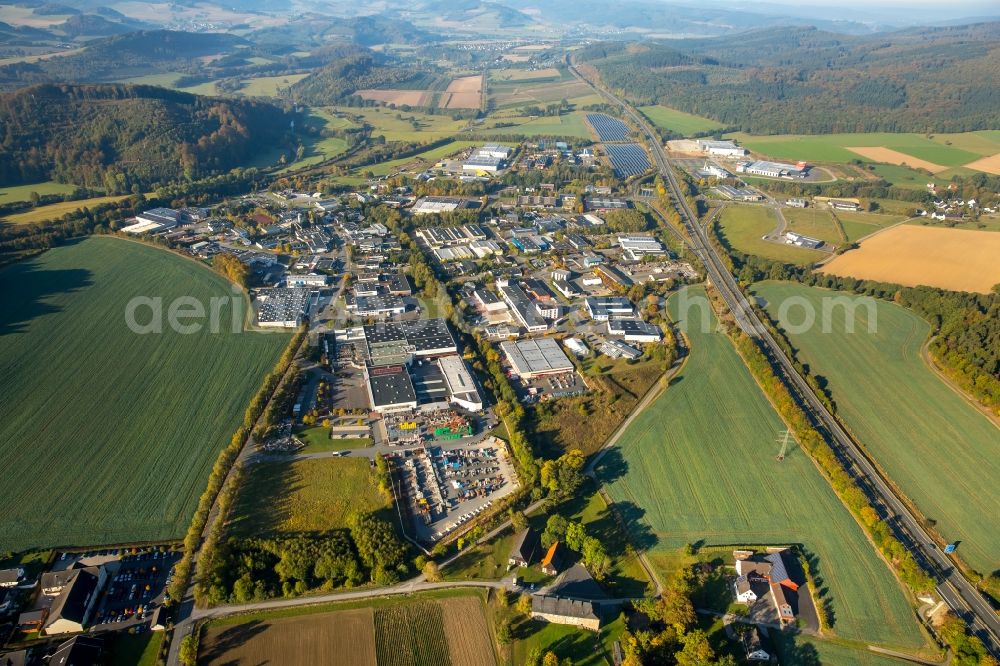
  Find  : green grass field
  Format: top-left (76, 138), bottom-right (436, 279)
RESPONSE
top-left (231, 457), bottom-right (388, 536)
top-left (597, 287), bottom-right (925, 648)
top-left (782, 208), bottom-right (844, 245)
top-left (361, 140), bottom-right (482, 177)
top-left (834, 211), bottom-right (905, 243)
top-left (717, 205), bottom-right (826, 265)
top-left (108, 631), bottom-right (163, 666)
top-left (3, 194), bottom-right (132, 225)
top-left (727, 131), bottom-right (997, 168)
top-left (121, 72), bottom-right (183, 87)
top-left (0, 181), bottom-right (80, 206)
top-left (293, 426), bottom-right (370, 454)
top-left (0, 237), bottom-right (290, 551)
top-left (639, 105), bottom-right (723, 136)
top-left (239, 73), bottom-right (309, 97)
top-left (771, 634), bottom-right (913, 665)
top-left (868, 163), bottom-right (934, 189)
top-left (331, 106), bottom-right (468, 142)
top-left (513, 612), bottom-right (625, 666)
top-left (484, 111), bottom-right (592, 138)
top-left (753, 282), bottom-right (1000, 575)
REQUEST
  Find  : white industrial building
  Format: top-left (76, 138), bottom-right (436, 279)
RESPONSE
top-left (608, 319), bottom-right (662, 343)
top-left (121, 207), bottom-right (181, 234)
top-left (286, 273), bottom-right (328, 288)
top-left (697, 140), bottom-right (747, 157)
top-left (478, 144), bottom-right (513, 159)
top-left (618, 235), bottom-right (666, 260)
top-left (438, 355), bottom-right (483, 412)
top-left (784, 231), bottom-right (823, 249)
top-left (500, 338), bottom-right (575, 379)
top-left (737, 160), bottom-right (808, 179)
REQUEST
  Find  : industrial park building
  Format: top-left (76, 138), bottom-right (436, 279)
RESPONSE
top-left (500, 338), bottom-right (575, 380)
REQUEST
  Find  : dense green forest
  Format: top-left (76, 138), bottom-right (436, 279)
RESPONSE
top-left (287, 51), bottom-right (418, 105)
top-left (0, 30), bottom-right (254, 88)
top-left (0, 84), bottom-right (292, 191)
top-left (579, 23), bottom-right (1000, 133)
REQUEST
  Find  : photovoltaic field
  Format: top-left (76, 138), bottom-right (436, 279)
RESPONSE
top-left (605, 144), bottom-right (651, 178)
top-left (587, 113), bottom-right (630, 141)
top-left (0, 237), bottom-right (290, 552)
top-left (754, 282), bottom-right (1000, 574)
top-left (598, 287), bottom-right (925, 648)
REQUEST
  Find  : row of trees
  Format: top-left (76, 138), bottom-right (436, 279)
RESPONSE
top-left (173, 325), bottom-right (307, 605)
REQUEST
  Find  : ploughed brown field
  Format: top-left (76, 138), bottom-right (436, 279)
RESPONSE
top-left (440, 75), bottom-right (482, 109)
top-left (199, 608), bottom-right (376, 666)
top-left (197, 595), bottom-right (496, 666)
top-left (820, 224), bottom-right (1000, 293)
top-left (963, 152), bottom-right (1000, 175)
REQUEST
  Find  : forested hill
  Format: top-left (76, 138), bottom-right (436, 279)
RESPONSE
top-left (287, 51), bottom-right (417, 105)
top-left (0, 30), bottom-right (249, 89)
top-left (0, 84), bottom-right (291, 192)
top-left (579, 23), bottom-right (1000, 134)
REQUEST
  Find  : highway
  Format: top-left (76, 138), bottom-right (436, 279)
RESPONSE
top-left (567, 59), bottom-right (1000, 656)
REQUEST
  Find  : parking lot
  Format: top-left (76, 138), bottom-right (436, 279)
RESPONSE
top-left (523, 370), bottom-right (589, 401)
top-left (391, 437), bottom-right (519, 543)
top-left (91, 550), bottom-right (179, 631)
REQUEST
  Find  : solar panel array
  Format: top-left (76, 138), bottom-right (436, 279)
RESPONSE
top-left (587, 113), bottom-right (630, 141)
top-left (605, 144), bottom-right (651, 178)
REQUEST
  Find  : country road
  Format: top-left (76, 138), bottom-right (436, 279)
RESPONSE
top-left (566, 57), bottom-right (1000, 657)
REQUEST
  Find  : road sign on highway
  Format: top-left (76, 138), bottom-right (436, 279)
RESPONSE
top-left (944, 543), bottom-right (957, 554)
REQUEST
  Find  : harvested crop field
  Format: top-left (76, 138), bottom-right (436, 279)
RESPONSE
top-left (754, 282), bottom-right (1000, 575)
top-left (199, 608), bottom-right (376, 666)
top-left (198, 593), bottom-right (495, 666)
top-left (846, 147), bottom-right (946, 173)
top-left (440, 75), bottom-right (482, 109)
top-left (598, 287), bottom-right (926, 648)
top-left (963, 152), bottom-right (1000, 175)
top-left (441, 597), bottom-right (496, 666)
top-left (358, 89), bottom-right (433, 106)
top-left (0, 237), bottom-right (290, 551)
top-left (821, 225), bottom-right (1000, 293)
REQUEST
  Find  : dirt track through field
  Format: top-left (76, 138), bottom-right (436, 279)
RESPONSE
top-left (821, 224), bottom-right (1000, 293)
top-left (846, 146), bottom-right (946, 173)
top-left (963, 151), bottom-right (1000, 175)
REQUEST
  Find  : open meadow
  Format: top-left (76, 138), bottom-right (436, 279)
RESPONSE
top-left (197, 591), bottom-right (495, 666)
top-left (331, 106), bottom-right (467, 142)
top-left (639, 105), bottom-right (722, 136)
top-left (597, 287), bottom-right (926, 648)
top-left (716, 204), bottom-right (826, 265)
top-left (0, 181), bottom-right (81, 206)
top-left (782, 207), bottom-right (844, 245)
top-left (2, 194), bottom-right (133, 225)
top-left (483, 111), bottom-right (592, 138)
top-left (0, 237), bottom-right (290, 551)
top-left (239, 73), bottom-right (309, 97)
top-left (488, 68), bottom-right (591, 108)
top-left (821, 224), bottom-right (1000, 293)
top-left (727, 131), bottom-right (1000, 175)
top-left (833, 210), bottom-right (905, 243)
top-left (753, 282), bottom-right (1000, 574)
top-left (230, 456), bottom-right (388, 536)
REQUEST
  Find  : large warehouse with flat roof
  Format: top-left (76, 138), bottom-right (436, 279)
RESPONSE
top-left (364, 318), bottom-right (458, 365)
top-left (365, 364), bottom-right (418, 413)
top-left (500, 338), bottom-right (574, 379)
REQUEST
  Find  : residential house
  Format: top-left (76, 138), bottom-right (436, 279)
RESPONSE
top-left (42, 567), bottom-right (105, 635)
top-left (531, 595), bottom-right (601, 631)
top-left (541, 542), bottom-right (563, 576)
top-left (509, 528), bottom-right (539, 569)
